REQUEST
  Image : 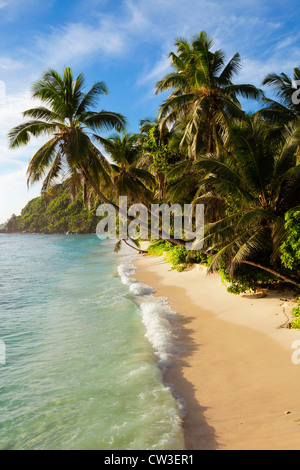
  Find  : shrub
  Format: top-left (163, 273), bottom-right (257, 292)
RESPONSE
top-left (218, 263), bottom-right (275, 295)
top-left (186, 251), bottom-right (211, 266)
top-left (291, 298), bottom-right (300, 329)
top-left (148, 240), bottom-right (187, 271)
top-left (280, 211), bottom-right (300, 275)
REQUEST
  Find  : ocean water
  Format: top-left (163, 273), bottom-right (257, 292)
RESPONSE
top-left (0, 234), bottom-right (184, 450)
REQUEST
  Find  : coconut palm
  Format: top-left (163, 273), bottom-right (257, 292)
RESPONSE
top-left (95, 132), bottom-right (156, 203)
top-left (260, 67), bottom-right (300, 125)
top-left (155, 31), bottom-right (264, 158)
top-left (8, 67), bottom-right (127, 209)
top-left (195, 115), bottom-right (300, 286)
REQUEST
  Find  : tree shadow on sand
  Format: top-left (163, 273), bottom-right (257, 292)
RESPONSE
top-left (162, 296), bottom-right (220, 450)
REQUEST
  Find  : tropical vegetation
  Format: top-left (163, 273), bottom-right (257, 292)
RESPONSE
top-left (3, 181), bottom-right (98, 234)
top-left (6, 30), bottom-right (300, 311)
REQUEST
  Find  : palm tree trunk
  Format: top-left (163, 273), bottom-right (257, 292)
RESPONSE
top-left (80, 164), bottom-right (187, 247)
top-left (241, 260), bottom-right (300, 288)
top-left (207, 119), bottom-right (216, 154)
top-left (156, 171), bottom-right (166, 199)
top-left (122, 239), bottom-right (148, 253)
top-left (80, 165), bottom-right (120, 211)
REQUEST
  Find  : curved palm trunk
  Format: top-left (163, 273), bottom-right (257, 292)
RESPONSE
top-left (241, 260), bottom-right (300, 288)
top-left (81, 164), bottom-right (187, 247)
top-left (122, 239), bottom-right (148, 253)
top-left (80, 165), bottom-right (120, 211)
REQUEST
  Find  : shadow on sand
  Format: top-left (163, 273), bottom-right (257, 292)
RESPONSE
top-left (163, 304), bottom-right (220, 451)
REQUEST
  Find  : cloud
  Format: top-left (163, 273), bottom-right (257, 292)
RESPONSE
top-left (137, 55), bottom-right (171, 86)
top-left (0, 91), bottom-right (46, 221)
top-left (0, 91), bottom-right (33, 129)
top-left (133, 0), bottom-right (299, 93)
top-left (0, 0), bottom-right (299, 220)
top-left (0, 165), bottom-right (41, 222)
top-left (36, 21), bottom-right (126, 69)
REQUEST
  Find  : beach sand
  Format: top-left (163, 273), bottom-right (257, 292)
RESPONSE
top-left (133, 250), bottom-right (300, 450)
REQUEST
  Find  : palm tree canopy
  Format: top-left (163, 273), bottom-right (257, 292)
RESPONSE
top-left (196, 115), bottom-right (300, 273)
top-left (260, 66), bottom-right (300, 124)
top-left (8, 67), bottom-right (127, 197)
top-left (95, 132), bottom-right (156, 202)
top-left (155, 31), bottom-right (264, 157)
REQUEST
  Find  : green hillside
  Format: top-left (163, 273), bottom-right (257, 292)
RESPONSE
top-left (3, 182), bottom-right (99, 234)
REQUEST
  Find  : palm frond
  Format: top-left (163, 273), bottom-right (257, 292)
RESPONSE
top-left (84, 111), bottom-right (127, 133)
top-left (8, 121), bottom-right (57, 148)
top-left (26, 137), bottom-right (60, 186)
top-left (114, 240), bottom-right (122, 253)
top-left (76, 81), bottom-right (108, 115)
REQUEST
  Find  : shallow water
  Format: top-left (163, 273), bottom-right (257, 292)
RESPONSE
top-left (0, 234), bottom-right (184, 450)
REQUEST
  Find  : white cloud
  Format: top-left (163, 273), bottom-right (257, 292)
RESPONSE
top-left (0, 166), bottom-right (41, 222)
top-left (0, 0), bottom-right (299, 220)
top-left (36, 21), bottom-right (126, 69)
top-left (124, 0), bottom-right (151, 32)
top-left (0, 91), bottom-right (44, 160)
top-left (237, 55), bottom-right (299, 89)
top-left (0, 57), bottom-right (24, 71)
top-left (0, 91), bottom-right (46, 221)
top-left (137, 55), bottom-right (171, 86)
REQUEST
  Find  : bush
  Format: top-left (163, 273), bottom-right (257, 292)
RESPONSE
top-left (186, 250), bottom-right (211, 266)
top-left (148, 241), bottom-right (217, 271)
top-left (218, 263), bottom-right (275, 295)
top-left (280, 211), bottom-right (300, 275)
top-left (291, 298), bottom-right (300, 329)
top-left (148, 240), bottom-right (187, 271)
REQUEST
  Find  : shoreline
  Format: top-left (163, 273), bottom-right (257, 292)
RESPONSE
top-left (132, 248), bottom-right (300, 450)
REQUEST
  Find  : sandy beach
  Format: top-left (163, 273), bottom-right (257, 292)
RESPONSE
top-left (133, 249), bottom-right (300, 450)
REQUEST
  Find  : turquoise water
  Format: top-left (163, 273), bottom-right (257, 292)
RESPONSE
top-left (0, 234), bottom-right (184, 450)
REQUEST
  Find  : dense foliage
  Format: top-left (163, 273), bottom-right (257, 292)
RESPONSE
top-left (147, 240), bottom-right (188, 271)
top-left (280, 211), bottom-right (300, 275)
top-left (4, 182), bottom-right (98, 234)
top-left (6, 31), bottom-right (300, 318)
top-left (291, 299), bottom-right (300, 329)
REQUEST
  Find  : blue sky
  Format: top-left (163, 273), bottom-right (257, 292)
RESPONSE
top-left (0, 0), bottom-right (299, 222)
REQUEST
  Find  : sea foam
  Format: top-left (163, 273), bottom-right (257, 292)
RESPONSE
top-left (117, 254), bottom-right (177, 367)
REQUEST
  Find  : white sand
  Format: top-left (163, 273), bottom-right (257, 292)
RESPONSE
top-left (132, 248), bottom-right (300, 450)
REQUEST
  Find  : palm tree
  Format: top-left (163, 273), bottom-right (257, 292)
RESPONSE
top-left (8, 67), bottom-right (127, 209)
top-left (8, 67), bottom-right (189, 249)
top-left (195, 115), bottom-right (300, 287)
top-left (95, 132), bottom-right (156, 203)
top-left (155, 31), bottom-right (264, 158)
top-left (260, 67), bottom-right (300, 125)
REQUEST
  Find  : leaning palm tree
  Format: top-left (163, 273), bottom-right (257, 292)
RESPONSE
top-left (94, 132), bottom-right (157, 254)
top-left (195, 114), bottom-right (300, 287)
top-left (155, 31), bottom-right (264, 158)
top-left (8, 67), bottom-right (127, 209)
top-left (7, 67), bottom-right (197, 249)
